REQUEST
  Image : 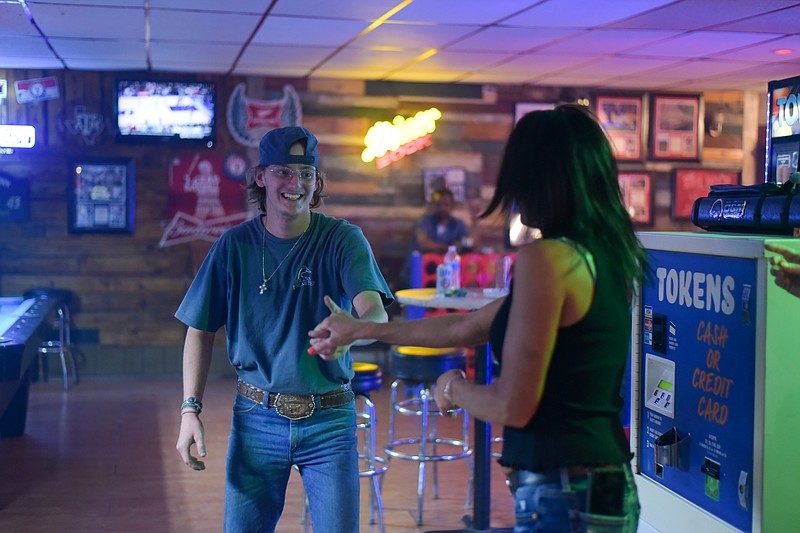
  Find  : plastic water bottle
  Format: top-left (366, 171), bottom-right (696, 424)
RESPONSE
top-left (444, 245), bottom-right (461, 291)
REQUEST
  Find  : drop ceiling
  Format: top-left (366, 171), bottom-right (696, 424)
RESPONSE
top-left (2, 0), bottom-right (800, 92)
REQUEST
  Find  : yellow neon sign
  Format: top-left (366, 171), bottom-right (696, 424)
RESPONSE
top-left (362, 107), bottom-right (441, 167)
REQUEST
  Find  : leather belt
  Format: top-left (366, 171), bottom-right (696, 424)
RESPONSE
top-left (236, 379), bottom-right (354, 420)
top-left (505, 465), bottom-right (617, 493)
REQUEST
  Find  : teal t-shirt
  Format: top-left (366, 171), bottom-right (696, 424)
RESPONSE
top-left (175, 212), bottom-right (393, 394)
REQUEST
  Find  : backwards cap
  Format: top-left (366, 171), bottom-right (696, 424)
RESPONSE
top-left (258, 126), bottom-right (319, 167)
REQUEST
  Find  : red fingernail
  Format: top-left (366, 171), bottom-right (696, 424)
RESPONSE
top-left (307, 347), bottom-right (317, 355)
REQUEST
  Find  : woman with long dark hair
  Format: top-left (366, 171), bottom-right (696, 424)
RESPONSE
top-left (310, 104), bottom-right (647, 532)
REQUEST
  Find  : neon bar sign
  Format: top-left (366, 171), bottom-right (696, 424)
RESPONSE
top-left (361, 108), bottom-right (441, 169)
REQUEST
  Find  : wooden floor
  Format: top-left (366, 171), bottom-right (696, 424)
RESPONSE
top-left (0, 375), bottom-right (515, 533)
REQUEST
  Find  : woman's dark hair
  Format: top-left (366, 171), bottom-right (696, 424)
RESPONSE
top-left (244, 166), bottom-right (327, 212)
top-left (482, 104), bottom-right (648, 287)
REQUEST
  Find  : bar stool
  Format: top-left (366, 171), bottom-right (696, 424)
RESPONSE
top-left (23, 288), bottom-right (78, 390)
top-left (386, 346), bottom-right (472, 526)
top-left (303, 362), bottom-right (388, 532)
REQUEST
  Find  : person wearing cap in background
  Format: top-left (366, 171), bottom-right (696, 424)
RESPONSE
top-left (174, 126), bottom-right (393, 533)
top-left (412, 187), bottom-right (472, 253)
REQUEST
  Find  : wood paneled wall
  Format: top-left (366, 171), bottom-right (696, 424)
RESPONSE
top-left (0, 69), bottom-right (758, 375)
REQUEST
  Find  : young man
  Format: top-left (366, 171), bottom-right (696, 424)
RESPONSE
top-left (175, 126), bottom-right (393, 533)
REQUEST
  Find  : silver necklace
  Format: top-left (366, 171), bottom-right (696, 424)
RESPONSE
top-left (259, 220), bottom-right (309, 295)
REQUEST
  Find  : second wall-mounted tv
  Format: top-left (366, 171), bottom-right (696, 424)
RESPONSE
top-left (765, 74), bottom-right (800, 183)
top-left (115, 79), bottom-right (216, 145)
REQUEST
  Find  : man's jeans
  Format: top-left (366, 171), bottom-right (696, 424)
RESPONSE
top-left (224, 393), bottom-right (359, 533)
top-left (508, 463), bottom-right (640, 533)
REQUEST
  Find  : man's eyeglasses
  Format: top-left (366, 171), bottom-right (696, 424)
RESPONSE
top-left (268, 166), bottom-right (317, 183)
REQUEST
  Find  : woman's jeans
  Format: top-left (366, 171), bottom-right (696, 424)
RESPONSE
top-left (224, 393), bottom-right (359, 533)
top-left (507, 463), bottom-right (640, 533)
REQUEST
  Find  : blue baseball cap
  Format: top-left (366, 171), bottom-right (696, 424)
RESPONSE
top-left (258, 126), bottom-right (319, 167)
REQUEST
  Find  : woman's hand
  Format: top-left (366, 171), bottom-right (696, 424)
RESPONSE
top-left (434, 369), bottom-right (466, 414)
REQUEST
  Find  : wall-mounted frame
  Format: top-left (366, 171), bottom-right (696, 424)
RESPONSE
top-left (514, 102), bottom-right (555, 124)
top-left (671, 168), bottom-right (740, 220)
top-left (423, 167), bottom-right (467, 202)
top-left (595, 94), bottom-right (644, 161)
top-left (618, 172), bottom-right (653, 226)
top-left (68, 159), bottom-right (135, 234)
top-left (649, 94), bottom-right (703, 161)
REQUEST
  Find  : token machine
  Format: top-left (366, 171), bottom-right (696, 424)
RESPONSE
top-left (630, 232), bottom-right (800, 532)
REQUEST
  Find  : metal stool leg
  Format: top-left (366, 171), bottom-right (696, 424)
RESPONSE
top-left (417, 386), bottom-right (430, 526)
top-left (361, 395), bottom-right (385, 531)
top-left (430, 392), bottom-right (439, 500)
top-left (61, 304), bottom-right (79, 388)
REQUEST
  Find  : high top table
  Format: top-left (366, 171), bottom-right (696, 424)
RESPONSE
top-left (394, 288), bottom-right (508, 532)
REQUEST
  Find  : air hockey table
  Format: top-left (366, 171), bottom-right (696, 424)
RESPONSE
top-left (0, 295), bottom-right (56, 438)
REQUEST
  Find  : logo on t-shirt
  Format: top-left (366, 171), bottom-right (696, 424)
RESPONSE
top-left (293, 266), bottom-right (314, 289)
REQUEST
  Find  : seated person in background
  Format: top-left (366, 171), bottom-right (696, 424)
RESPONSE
top-left (412, 187), bottom-right (470, 253)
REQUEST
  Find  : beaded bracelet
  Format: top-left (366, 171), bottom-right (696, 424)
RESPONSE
top-left (181, 396), bottom-right (203, 414)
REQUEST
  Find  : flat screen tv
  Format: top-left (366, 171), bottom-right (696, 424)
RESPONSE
top-left (765, 74), bottom-right (800, 183)
top-left (115, 79), bottom-right (216, 145)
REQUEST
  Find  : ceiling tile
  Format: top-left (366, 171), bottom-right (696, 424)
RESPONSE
top-left (271, 0), bottom-right (402, 20)
top-left (150, 10), bottom-right (261, 42)
top-left (447, 26), bottom-right (578, 53)
top-left (538, 29), bottom-right (683, 55)
top-left (317, 47), bottom-right (421, 71)
top-left (0, 3), bottom-right (39, 36)
top-left (28, 0), bottom-right (142, 5)
top-left (504, 0), bottom-right (676, 28)
top-left (712, 5), bottom-right (800, 33)
top-left (606, 0), bottom-right (799, 31)
top-left (65, 58), bottom-right (147, 70)
top-left (31, 4), bottom-right (145, 39)
top-left (49, 37), bottom-right (145, 60)
top-left (626, 31), bottom-right (785, 58)
top-left (356, 22), bottom-right (481, 50)
top-left (633, 58), bottom-right (764, 79)
top-left (237, 44), bottom-right (336, 72)
top-left (714, 35), bottom-right (800, 62)
top-left (0, 35), bottom-right (56, 57)
top-left (150, 41), bottom-right (242, 64)
top-left (252, 16), bottom-right (370, 46)
top-left (149, 0), bottom-right (265, 12)
top-left (387, 1), bottom-right (541, 25)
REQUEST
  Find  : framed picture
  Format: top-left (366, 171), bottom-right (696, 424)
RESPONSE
top-left (514, 102), bottom-right (555, 124)
top-left (68, 159), bottom-right (135, 234)
top-left (649, 94), bottom-right (703, 161)
top-left (595, 94), bottom-right (644, 160)
top-left (671, 168), bottom-right (740, 220)
top-left (618, 172), bottom-right (653, 226)
top-left (423, 167), bottom-right (467, 202)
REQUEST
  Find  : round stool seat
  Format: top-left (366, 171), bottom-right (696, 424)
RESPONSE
top-left (391, 346), bottom-right (466, 384)
top-left (352, 362), bottom-right (383, 395)
top-left (23, 288), bottom-right (73, 306)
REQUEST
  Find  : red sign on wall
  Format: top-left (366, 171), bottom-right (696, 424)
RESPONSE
top-left (160, 153), bottom-right (250, 247)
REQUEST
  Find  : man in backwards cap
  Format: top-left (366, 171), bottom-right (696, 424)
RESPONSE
top-left (175, 126), bottom-right (393, 532)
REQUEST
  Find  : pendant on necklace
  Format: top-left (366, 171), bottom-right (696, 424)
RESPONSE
top-left (259, 281), bottom-right (268, 295)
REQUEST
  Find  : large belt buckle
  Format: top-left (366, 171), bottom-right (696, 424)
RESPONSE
top-left (274, 393), bottom-right (315, 420)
